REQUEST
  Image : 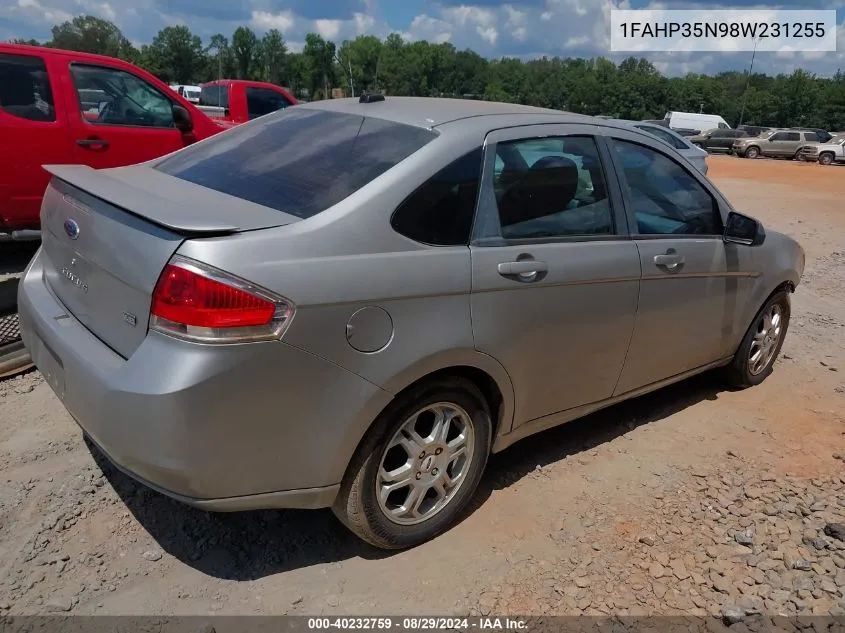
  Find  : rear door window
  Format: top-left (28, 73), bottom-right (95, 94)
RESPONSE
top-left (0, 53), bottom-right (55, 122)
top-left (200, 85), bottom-right (229, 108)
top-left (491, 136), bottom-right (614, 239)
top-left (245, 87), bottom-right (293, 120)
top-left (156, 107), bottom-right (437, 218)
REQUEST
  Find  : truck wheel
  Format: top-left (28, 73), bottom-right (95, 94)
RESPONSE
top-left (819, 152), bottom-right (834, 166)
top-left (745, 146), bottom-right (759, 159)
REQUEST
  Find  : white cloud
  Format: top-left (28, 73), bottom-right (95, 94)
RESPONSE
top-left (1, 0), bottom-right (72, 25)
top-left (354, 12), bottom-right (375, 35)
top-left (250, 10), bottom-right (295, 33)
top-left (405, 14), bottom-right (452, 44)
top-left (441, 6), bottom-right (497, 28)
top-left (477, 26), bottom-right (499, 45)
top-left (315, 18), bottom-right (341, 40)
top-left (503, 4), bottom-right (527, 40)
top-left (504, 4), bottom-right (525, 26)
top-left (74, 0), bottom-right (115, 21)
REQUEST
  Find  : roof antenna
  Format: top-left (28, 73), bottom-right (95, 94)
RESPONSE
top-left (359, 92), bottom-right (385, 104)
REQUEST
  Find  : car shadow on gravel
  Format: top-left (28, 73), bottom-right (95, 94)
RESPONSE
top-left (87, 370), bottom-right (728, 580)
top-left (480, 370), bottom-right (727, 492)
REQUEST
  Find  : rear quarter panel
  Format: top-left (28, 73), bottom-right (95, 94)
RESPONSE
top-left (176, 131), bottom-right (516, 431)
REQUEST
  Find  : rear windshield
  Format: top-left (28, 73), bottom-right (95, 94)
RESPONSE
top-left (155, 107), bottom-right (437, 218)
top-left (200, 85), bottom-right (228, 108)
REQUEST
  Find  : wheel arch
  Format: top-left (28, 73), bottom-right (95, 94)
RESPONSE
top-left (330, 349), bottom-right (515, 486)
top-left (732, 278), bottom-right (796, 358)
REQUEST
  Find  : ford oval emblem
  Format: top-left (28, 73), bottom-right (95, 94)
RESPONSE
top-left (63, 219), bottom-right (80, 240)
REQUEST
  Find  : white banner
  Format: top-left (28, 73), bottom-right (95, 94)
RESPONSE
top-left (610, 9), bottom-right (838, 52)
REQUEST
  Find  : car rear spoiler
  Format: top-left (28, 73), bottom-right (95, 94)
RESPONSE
top-left (42, 164), bottom-right (296, 235)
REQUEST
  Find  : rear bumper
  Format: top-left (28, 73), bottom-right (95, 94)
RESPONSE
top-left (83, 429), bottom-right (339, 511)
top-left (18, 249), bottom-right (392, 510)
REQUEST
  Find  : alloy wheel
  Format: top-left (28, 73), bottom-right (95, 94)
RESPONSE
top-left (748, 303), bottom-right (784, 376)
top-left (376, 402), bottom-right (475, 526)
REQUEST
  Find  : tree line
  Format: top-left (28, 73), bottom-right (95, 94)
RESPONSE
top-left (10, 15), bottom-right (845, 130)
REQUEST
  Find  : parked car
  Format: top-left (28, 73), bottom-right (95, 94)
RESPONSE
top-left (19, 96), bottom-right (805, 550)
top-left (664, 111), bottom-right (731, 134)
top-left (689, 129), bottom-right (751, 153)
top-left (608, 119), bottom-right (709, 174)
top-left (789, 127), bottom-right (833, 143)
top-left (0, 43), bottom-right (226, 239)
top-left (737, 125), bottom-right (771, 137)
top-left (732, 129), bottom-right (821, 159)
top-left (169, 84), bottom-right (201, 104)
top-left (197, 79), bottom-right (297, 125)
top-left (798, 135), bottom-right (845, 165)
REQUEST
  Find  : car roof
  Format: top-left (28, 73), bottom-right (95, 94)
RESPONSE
top-left (606, 118), bottom-right (676, 131)
top-left (299, 96), bottom-right (599, 130)
top-left (0, 42), bottom-right (137, 67)
top-left (203, 79), bottom-right (283, 89)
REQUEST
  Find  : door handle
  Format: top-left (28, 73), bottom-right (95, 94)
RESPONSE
top-left (497, 260), bottom-right (548, 277)
top-left (76, 138), bottom-right (109, 149)
top-left (653, 253), bottom-right (684, 270)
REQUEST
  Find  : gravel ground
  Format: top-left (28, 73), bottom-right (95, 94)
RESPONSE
top-left (0, 155), bottom-right (843, 620)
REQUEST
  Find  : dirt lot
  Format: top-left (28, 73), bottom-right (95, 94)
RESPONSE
top-left (0, 154), bottom-right (843, 619)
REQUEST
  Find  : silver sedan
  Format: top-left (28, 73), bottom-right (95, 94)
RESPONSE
top-left (19, 96), bottom-right (804, 549)
top-left (606, 118), bottom-right (710, 175)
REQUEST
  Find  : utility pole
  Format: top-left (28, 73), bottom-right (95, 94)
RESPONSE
top-left (374, 53), bottom-right (381, 92)
top-left (335, 52), bottom-right (354, 98)
top-left (738, 36), bottom-right (759, 128)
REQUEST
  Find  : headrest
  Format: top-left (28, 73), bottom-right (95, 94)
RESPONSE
top-left (498, 155), bottom-right (580, 227)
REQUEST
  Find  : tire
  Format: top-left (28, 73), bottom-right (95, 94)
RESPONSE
top-left (794, 149), bottom-right (804, 161)
top-left (333, 377), bottom-right (492, 550)
top-left (820, 152), bottom-right (834, 166)
top-left (724, 290), bottom-right (791, 388)
top-left (745, 146), bottom-right (760, 159)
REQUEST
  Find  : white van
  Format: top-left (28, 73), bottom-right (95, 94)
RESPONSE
top-left (168, 84), bottom-right (202, 104)
top-left (664, 111), bottom-right (731, 134)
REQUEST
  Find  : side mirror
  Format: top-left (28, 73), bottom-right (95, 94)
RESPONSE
top-left (172, 104), bottom-right (193, 133)
top-left (724, 211), bottom-right (765, 246)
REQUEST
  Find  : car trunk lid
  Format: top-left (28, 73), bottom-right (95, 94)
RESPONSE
top-left (39, 164), bottom-right (298, 359)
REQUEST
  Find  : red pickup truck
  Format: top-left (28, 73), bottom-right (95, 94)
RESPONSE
top-left (197, 79), bottom-right (297, 125)
top-left (0, 43), bottom-right (226, 238)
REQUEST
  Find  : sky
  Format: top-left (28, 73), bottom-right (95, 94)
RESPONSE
top-left (1, 0), bottom-right (844, 77)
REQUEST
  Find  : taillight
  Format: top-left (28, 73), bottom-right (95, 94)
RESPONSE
top-left (150, 255), bottom-right (294, 344)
